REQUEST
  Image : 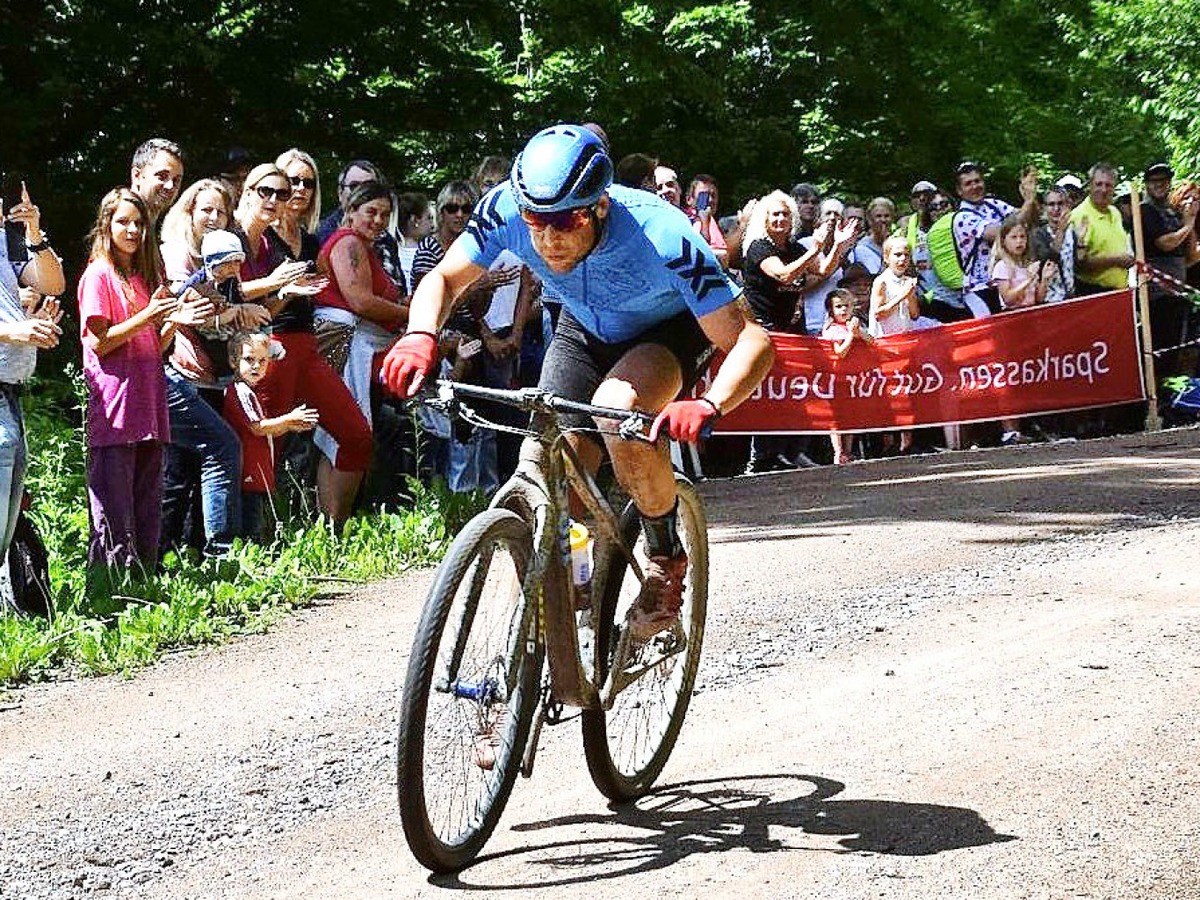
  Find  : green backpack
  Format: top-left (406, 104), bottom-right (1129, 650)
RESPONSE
top-left (926, 212), bottom-right (972, 290)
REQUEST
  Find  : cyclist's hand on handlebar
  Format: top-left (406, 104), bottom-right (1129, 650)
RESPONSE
top-left (649, 398), bottom-right (721, 444)
top-left (381, 331), bottom-right (439, 397)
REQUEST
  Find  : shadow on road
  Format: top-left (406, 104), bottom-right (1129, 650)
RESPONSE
top-left (703, 430), bottom-right (1200, 541)
top-left (432, 773), bottom-right (1016, 890)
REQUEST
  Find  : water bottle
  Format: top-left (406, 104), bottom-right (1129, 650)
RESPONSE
top-left (569, 521), bottom-right (594, 585)
top-left (568, 521), bottom-right (594, 609)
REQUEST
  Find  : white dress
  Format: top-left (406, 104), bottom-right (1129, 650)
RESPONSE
top-left (869, 270), bottom-right (916, 337)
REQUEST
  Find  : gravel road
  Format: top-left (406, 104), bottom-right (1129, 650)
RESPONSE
top-left (2, 427), bottom-right (1198, 900)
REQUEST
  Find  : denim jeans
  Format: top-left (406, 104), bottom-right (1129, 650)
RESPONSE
top-left (241, 491), bottom-right (265, 543)
top-left (164, 368), bottom-right (242, 552)
top-left (0, 384), bottom-right (27, 557)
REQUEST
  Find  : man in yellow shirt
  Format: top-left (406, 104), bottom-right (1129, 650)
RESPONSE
top-left (1069, 162), bottom-right (1134, 295)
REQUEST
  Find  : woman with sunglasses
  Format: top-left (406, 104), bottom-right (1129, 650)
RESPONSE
top-left (411, 180), bottom-right (499, 493)
top-left (412, 182), bottom-right (478, 294)
top-left (273, 148), bottom-right (323, 267)
top-left (232, 165), bottom-right (313, 302)
top-left (233, 163), bottom-right (372, 528)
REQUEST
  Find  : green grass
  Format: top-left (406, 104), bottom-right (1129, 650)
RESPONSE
top-left (0, 371), bottom-right (483, 686)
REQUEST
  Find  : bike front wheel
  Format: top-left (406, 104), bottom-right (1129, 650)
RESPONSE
top-left (396, 508), bottom-right (542, 872)
top-left (581, 478), bottom-right (709, 801)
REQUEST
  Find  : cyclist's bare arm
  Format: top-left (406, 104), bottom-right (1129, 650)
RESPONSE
top-left (406, 242), bottom-right (488, 334)
top-left (693, 299), bottom-right (775, 415)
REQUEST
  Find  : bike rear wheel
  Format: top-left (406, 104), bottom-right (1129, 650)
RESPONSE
top-left (581, 478), bottom-right (708, 801)
top-left (396, 508), bottom-right (542, 872)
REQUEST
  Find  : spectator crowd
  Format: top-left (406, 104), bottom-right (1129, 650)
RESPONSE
top-left (4, 129), bottom-right (1199, 589)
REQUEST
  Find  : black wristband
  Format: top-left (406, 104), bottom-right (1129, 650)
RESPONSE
top-left (26, 239), bottom-right (51, 254)
top-left (698, 397), bottom-right (722, 417)
top-left (405, 329), bottom-right (439, 340)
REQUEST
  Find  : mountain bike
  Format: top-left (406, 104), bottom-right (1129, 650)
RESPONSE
top-left (396, 380), bottom-right (709, 873)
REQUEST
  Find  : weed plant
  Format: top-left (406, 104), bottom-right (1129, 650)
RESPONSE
top-left (0, 372), bottom-right (483, 686)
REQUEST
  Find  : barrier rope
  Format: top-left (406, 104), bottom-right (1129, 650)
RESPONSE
top-left (1133, 261), bottom-right (1200, 358)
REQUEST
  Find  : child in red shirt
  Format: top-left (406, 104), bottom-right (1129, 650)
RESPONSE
top-left (223, 332), bottom-right (319, 540)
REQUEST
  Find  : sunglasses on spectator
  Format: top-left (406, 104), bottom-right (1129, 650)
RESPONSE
top-left (519, 206), bottom-right (593, 232)
top-left (441, 202), bottom-right (471, 215)
top-left (289, 176), bottom-right (317, 190)
top-left (254, 184), bottom-right (292, 201)
top-left (930, 201), bottom-right (952, 211)
top-left (955, 161), bottom-right (981, 175)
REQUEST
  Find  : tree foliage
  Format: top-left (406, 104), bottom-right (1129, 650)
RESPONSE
top-left (0, 0), bottom-right (1179, 282)
top-left (1077, 0), bottom-right (1200, 175)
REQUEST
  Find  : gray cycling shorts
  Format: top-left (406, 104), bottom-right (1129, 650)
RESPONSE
top-left (537, 308), bottom-right (714, 437)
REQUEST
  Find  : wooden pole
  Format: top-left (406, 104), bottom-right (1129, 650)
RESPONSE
top-left (1129, 182), bottom-right (1161, 431)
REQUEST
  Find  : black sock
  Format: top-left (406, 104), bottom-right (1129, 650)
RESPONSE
top-left (641, 500), bottom-right (683, 558)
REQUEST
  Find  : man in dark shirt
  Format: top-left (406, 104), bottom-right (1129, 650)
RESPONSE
top-left (1140, 162), bottom-right (1198, 381)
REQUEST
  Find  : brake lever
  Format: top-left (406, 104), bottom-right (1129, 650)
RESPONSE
top-left (618, 413), bottom-right (655, 443)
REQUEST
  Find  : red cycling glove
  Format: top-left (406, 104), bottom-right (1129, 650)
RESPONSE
top-left (380, 331), bottom-right (438, 398)
top-left (649, 398), bottom-right (721, 444)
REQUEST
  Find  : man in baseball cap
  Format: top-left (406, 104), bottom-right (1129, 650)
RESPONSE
top-left (1053, 174), bottom-right (1084, 209)
top-left (1140, 160), bottom-right (1193, 383)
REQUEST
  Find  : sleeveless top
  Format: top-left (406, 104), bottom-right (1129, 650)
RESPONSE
top-left (314, 227), bottom-right (401, 315)
top-left (870, 269), bottom-right (916, 336)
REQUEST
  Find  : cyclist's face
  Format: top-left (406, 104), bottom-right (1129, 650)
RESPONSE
top-left (530, 196), bottom-right (610, 273)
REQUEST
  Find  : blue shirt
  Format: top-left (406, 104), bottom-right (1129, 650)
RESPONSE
top-left (459, 183), bottom-right (741, 343)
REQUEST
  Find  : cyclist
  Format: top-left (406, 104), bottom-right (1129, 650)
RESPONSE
top-left (381, 124), bottom-right (774, 639)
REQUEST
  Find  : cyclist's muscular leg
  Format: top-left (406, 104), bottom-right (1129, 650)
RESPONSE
top-left (593, 343), bottom-right (688, 639)
top-left (591, 343), bottom-right (682, 517)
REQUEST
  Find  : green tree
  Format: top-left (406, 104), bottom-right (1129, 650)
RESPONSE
top-left (1075, 0), bottom-right (1200, 175)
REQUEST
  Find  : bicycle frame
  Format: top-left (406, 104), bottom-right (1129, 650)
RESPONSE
top-left (434, 382), bottom-right (649, 711)
top-left (492, 412), bottom-right (642, 710)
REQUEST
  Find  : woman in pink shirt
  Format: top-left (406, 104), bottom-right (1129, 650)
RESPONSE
top-left (79, 188), bottom-right (209, 570)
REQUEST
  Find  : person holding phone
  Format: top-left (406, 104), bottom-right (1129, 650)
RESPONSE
top-left (0, 181), bottom-right (65, 612)
top-left (686, 175), bottom-right (729, 268)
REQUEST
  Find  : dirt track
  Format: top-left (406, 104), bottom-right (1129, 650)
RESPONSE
top-left (2, 428), bottom-right (1199, 899)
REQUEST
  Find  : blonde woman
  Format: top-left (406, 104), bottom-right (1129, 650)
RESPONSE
top-left (160, 178), bottom-right (234, 290)
top-left (233, 163), bottom-right (371, 528)
top-left (273, 148), bottom-right (323, 261)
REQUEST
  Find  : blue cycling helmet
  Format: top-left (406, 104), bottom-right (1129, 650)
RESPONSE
top-left (510, 124), bottom-right (614, 213)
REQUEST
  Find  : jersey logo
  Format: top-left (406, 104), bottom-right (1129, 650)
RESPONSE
top-left (665, 237), bottom-right (724, 301)
top-left (465, 191), bottom-right (505, 252)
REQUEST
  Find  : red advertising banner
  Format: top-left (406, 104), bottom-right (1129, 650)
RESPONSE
top-left (703, 290), bottom-right (1145, 434)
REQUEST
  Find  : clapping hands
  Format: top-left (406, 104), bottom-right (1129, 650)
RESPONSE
top-left (165, 287), bottom-right (216, 327)
top-left (279, 273), bottom-right (328, 300)
top-left (834, 216), bottom-right (861, 246)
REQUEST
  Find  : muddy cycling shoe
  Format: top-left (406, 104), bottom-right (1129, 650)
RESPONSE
top-left (625, 552), bottom-right (688, 642)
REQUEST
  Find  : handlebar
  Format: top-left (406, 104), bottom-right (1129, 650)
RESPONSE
top-left (426, 381), bottom-right (654, 441)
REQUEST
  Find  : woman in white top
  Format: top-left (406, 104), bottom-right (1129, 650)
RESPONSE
top-left (160, 179), bottom-right (234, 291)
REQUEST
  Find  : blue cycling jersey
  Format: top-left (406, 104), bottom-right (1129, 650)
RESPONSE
top-left (458, 183), bottom-right (741, 343)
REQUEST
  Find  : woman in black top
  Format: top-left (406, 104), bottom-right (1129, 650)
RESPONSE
top-left (742, 190), bottom-right (856, 333)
